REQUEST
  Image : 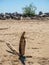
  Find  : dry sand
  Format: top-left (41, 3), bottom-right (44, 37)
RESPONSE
top-left (0, 19), bottom-right (49, 65)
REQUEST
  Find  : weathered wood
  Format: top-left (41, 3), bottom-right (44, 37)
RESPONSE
top-left (6, 43), bottom-right (20, 56)
top-left (19, 31), bottom-right (26, 56)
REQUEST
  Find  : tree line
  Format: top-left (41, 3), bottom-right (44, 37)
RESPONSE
top-left (0, 3), bottom-right (49, 20)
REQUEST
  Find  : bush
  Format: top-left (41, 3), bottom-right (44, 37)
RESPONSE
top-left (22, 3), bottom-right (36, 17)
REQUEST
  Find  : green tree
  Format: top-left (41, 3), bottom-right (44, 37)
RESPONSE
top-left (22, 3), bottom-right (36, 16)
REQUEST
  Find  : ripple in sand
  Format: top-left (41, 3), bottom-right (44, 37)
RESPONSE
top-left (38, 57), bottom-right (49, 65)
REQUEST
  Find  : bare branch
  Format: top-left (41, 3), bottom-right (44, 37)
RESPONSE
top-left (6, 43), bottom-right (20, 56)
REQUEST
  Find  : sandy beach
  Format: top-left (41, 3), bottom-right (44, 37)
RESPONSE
top-left (0, 19), bottom-right (49, 65)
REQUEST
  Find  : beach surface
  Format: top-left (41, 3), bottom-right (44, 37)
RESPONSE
top-left (0, 19), bottom-right (49, 65)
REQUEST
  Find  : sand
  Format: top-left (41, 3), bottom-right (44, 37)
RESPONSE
top-left (0, 19), bottom-right (49, 65)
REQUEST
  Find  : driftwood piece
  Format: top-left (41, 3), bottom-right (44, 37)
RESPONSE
top-left (6, 43), bottom-right (20, 56)
top-left (19, 31), bottom-right (26, 56)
